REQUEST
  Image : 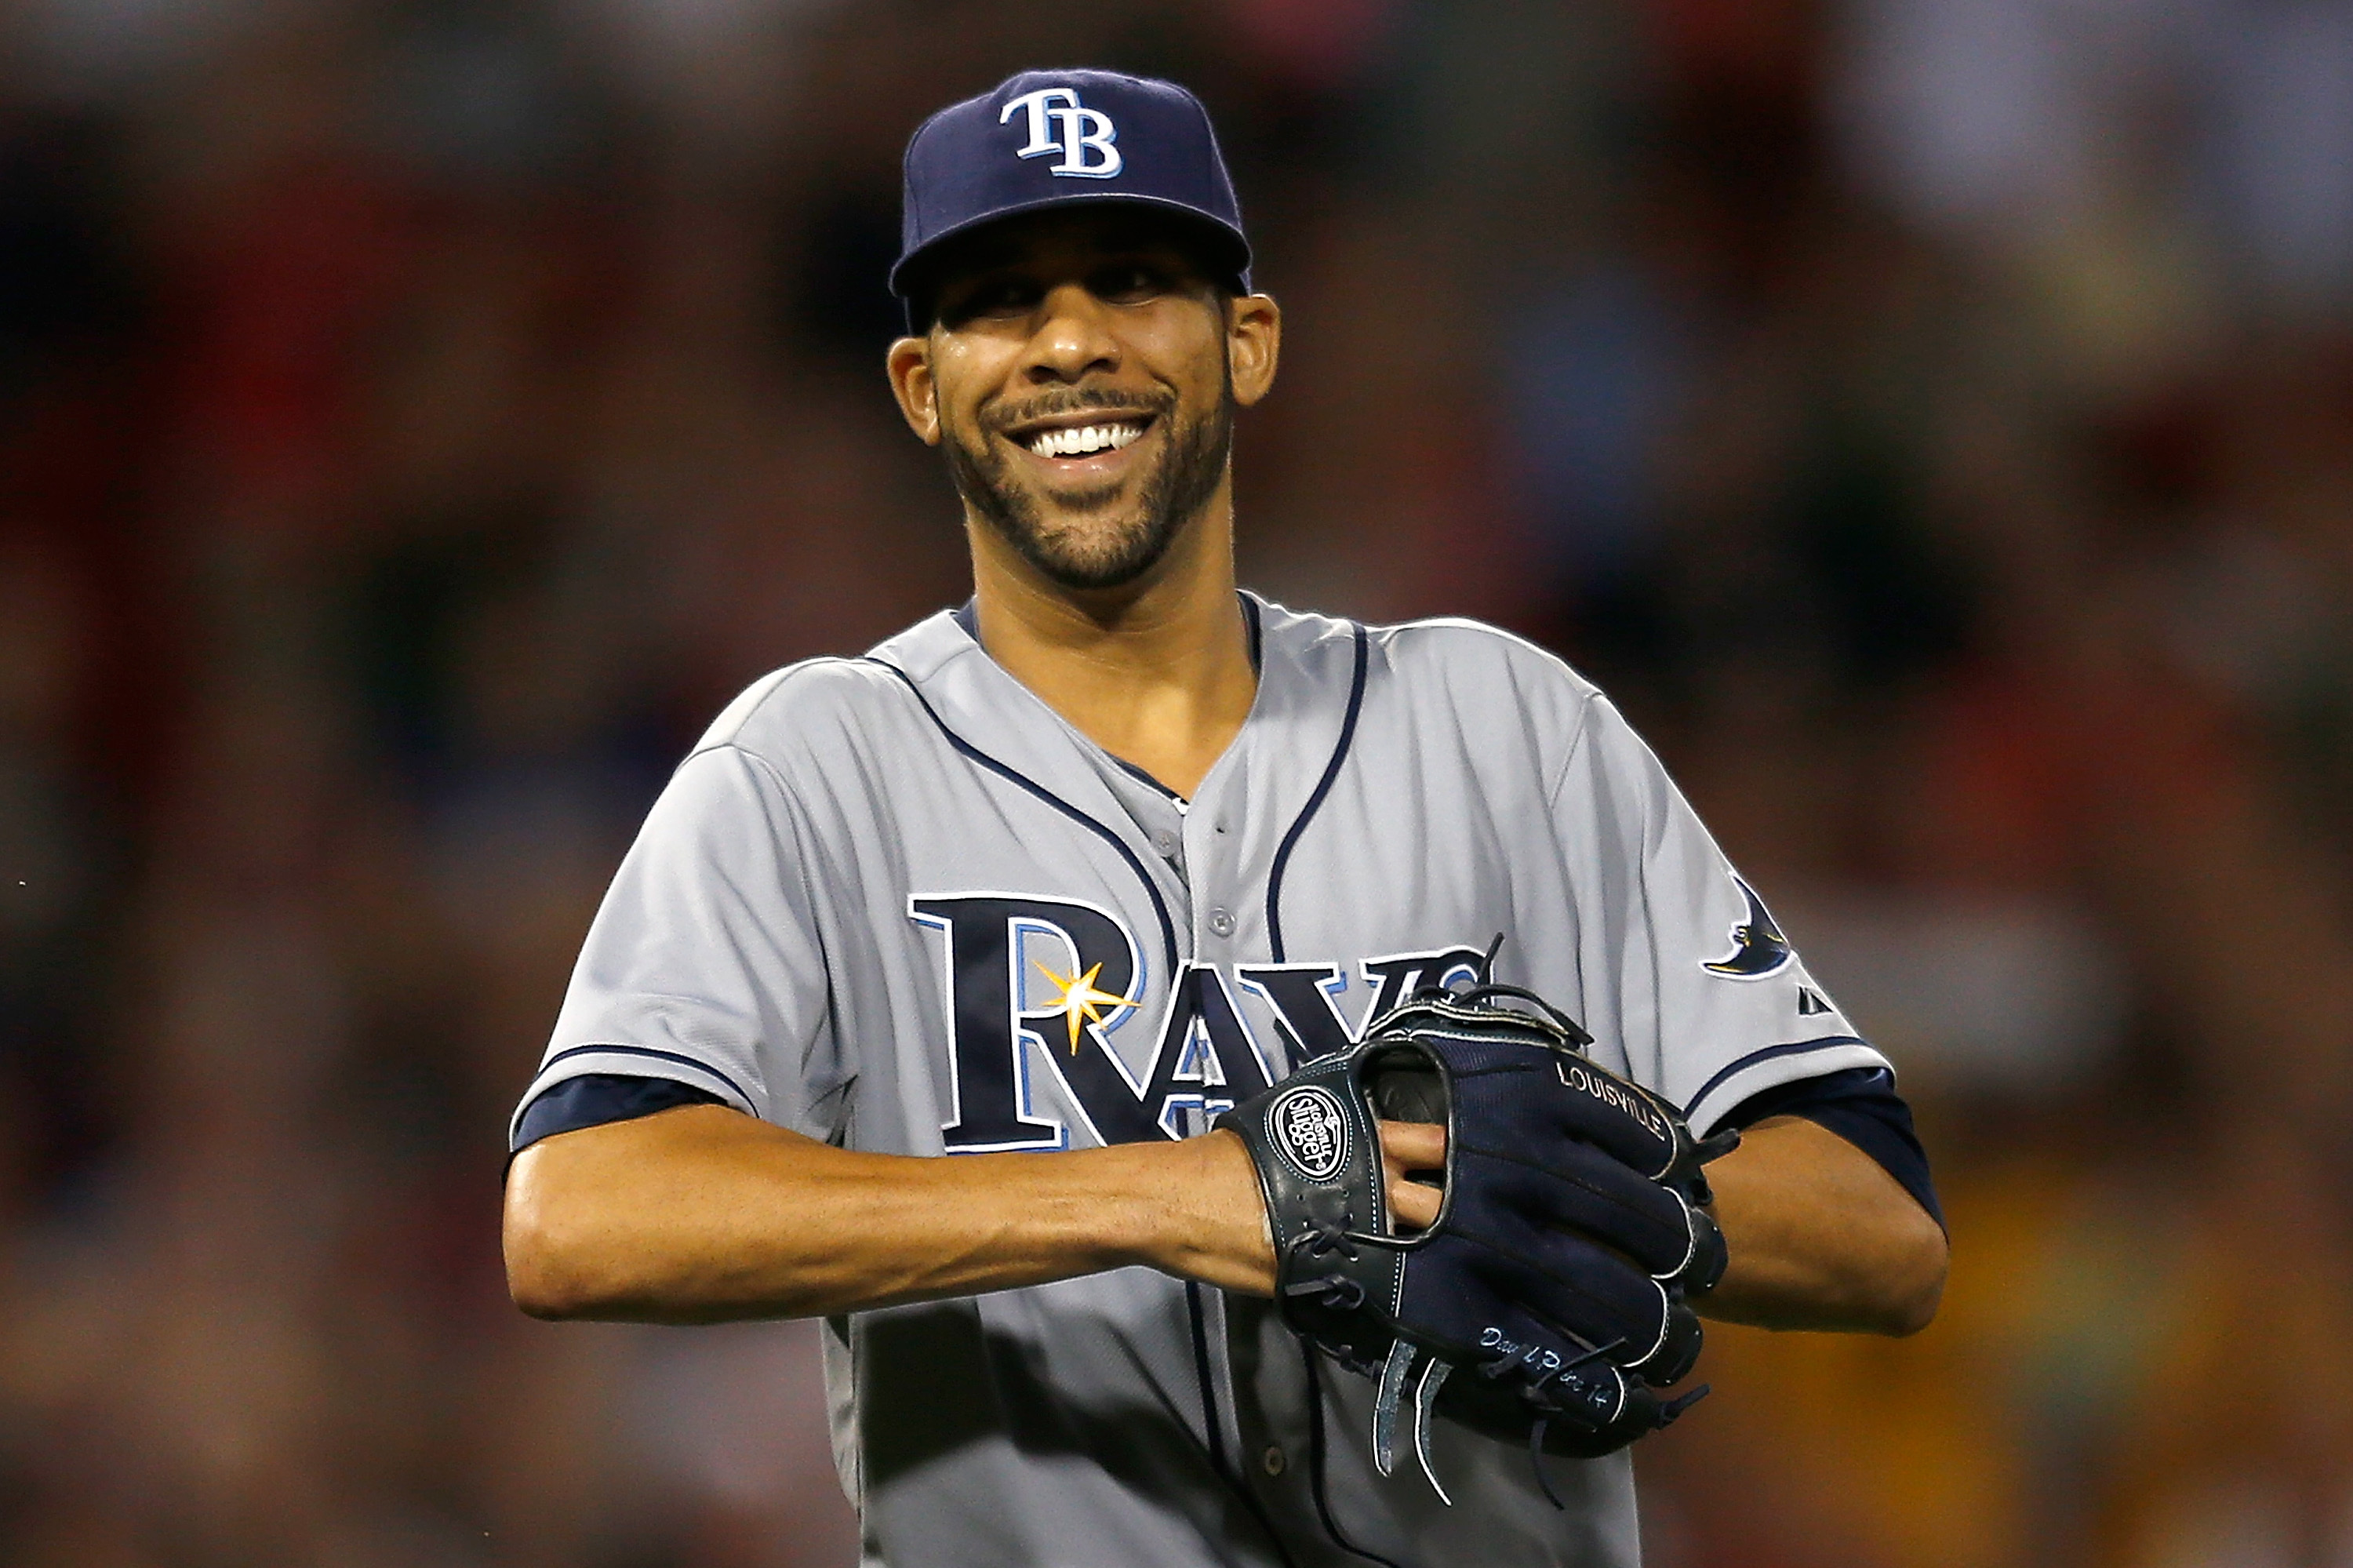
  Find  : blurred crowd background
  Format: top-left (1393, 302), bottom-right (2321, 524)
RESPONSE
top-left (2, 0), bottom-right (2350, 1563)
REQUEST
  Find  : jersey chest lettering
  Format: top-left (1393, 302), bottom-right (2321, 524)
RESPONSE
top-left (911, 893), bottom-right (1484, 1151)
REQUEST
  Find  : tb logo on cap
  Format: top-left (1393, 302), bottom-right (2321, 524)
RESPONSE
top-left (1000, 87), bottom-right (1122, 180)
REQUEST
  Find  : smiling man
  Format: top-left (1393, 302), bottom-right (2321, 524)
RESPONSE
top-left (911, 207), bottom-right (1247, 594)
top-left (501, 70), bottom-right (1947, 1568)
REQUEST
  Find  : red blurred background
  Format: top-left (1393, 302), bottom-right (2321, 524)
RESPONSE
top-left (2, 2), bottom-right (2350, 1564)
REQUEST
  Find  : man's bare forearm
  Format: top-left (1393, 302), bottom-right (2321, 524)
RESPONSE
top-left (1693, 1115), bottom-right (1947, 1335)
top-left (504, 1105), bottom-right (1280, 1322)
top-left (500, 1101), bottom-right (1922, 1333)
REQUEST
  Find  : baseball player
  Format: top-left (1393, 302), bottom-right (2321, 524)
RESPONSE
top-left (503, 70), bottom-right (1947, 1568)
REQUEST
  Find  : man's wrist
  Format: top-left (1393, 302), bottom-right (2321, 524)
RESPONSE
top-left (1117, 1129), bottom-right (1275, 1296)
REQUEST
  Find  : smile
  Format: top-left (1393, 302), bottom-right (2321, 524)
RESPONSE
top-left (1018, 420), bottom-right (1149, 459)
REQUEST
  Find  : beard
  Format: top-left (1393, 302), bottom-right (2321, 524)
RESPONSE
top-left (942, 378), bottom-right (1235, 591)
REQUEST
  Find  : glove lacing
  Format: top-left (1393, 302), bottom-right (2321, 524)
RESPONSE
top-left (1282, 1210), bottom-right (1369, 1314)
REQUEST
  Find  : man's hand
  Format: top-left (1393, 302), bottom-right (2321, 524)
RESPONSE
top-left (1340, 1115), bottom-right (1946, 1337)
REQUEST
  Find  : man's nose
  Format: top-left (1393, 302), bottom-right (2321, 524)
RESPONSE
top-left (1023, 282), bottom-right (1120, 384)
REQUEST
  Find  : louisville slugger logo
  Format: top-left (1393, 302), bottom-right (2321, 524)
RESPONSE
top-left (1558, 1060), bottom-right (1671, 1143)
top-left (1269, 1086), bottom-right (1349, 1180)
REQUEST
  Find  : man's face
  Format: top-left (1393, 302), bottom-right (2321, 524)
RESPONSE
top-left (897, 210), bottom-right (1243, 591)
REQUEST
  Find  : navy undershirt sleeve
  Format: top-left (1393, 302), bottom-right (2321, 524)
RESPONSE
top-left (511, 1071), bottom-right (727, 1155)
top-left (1714, 1065), bottom-right (1944, 1230)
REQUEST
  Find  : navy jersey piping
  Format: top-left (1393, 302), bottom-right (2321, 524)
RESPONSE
top-left (530, 1042), bottom-right (759, 1115)
top-left (867, 659), bottom-right (1180, 977)
top-left (1186, 1282), bottom-right (1228, 1475)
top-left (1266, 624), bottom-right (1369, 964)
top-left (1684, 1035), bottom-right (1871, 1118)
top-left (1111, 753), bottom-right (1187, 803)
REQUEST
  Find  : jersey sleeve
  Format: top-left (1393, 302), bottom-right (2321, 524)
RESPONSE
top-left (1551, 694), bottom-right (1891, 1135)
top-left (506, 743), bottom-right (849, 1148)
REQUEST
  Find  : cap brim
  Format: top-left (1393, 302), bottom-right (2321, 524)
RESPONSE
top-left (889, 191), bottom-right (1253, 304)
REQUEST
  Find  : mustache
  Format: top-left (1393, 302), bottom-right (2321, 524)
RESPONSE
top-left (978, 387), bottom-right (1174, 437)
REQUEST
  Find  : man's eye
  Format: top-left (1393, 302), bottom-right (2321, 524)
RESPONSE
top-left (960, 280), bottom-right (1037, 318)
top-left (1096, 266), bottom-right (1166, 302)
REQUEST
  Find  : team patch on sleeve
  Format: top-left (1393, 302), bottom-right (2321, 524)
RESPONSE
top-left (1700, 877), bottom-right (1793, 979)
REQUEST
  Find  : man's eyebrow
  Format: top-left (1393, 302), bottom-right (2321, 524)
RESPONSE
top-left (944, 246), bottom-right (1024, 278)
top-left (933, 235), bottom-right (1198, 303)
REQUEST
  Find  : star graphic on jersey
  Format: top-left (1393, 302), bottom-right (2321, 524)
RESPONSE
top-left (1034, 960), bottom-right (1133, 1053)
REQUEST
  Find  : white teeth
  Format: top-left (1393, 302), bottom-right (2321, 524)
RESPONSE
top-left (1024, 420), bottom-right (1144, 458)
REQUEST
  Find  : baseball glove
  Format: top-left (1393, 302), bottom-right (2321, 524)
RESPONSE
top-left (1216, 977), bottom-right (1736, 1505)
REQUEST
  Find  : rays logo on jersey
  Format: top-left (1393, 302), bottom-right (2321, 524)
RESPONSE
top-left (999, 87), bottom-right (1122, 178)
top-left (1702, 875), bottom-right (1794, 979)
top-left (911, 893), bottom-right (1483, 1152)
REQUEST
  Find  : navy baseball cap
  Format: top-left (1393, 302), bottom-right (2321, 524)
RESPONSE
top-left (890, 69), bottom-right (1253, 322)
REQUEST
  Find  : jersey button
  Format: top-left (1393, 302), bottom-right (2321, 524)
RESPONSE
top-left (1208, 908), bottom-right (1235, 937)
top-left (1153, 829), bottom-right (1180, 860)
top-left (1260, 1444), bottom-right (1286, 1476)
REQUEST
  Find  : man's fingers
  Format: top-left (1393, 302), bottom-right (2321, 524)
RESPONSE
top-left (1379, 1119), bottom-right (1446, 1232)
top-left (1378, 1119), bottom-right (1446, 1170)
top-left (1387, 1178), bottom-right (1442, 1231)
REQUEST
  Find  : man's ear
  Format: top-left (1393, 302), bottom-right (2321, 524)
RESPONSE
top-left (1227, 293), bottom-right (1280, 409)
top-left (886, 335), bottom-right (941, 445)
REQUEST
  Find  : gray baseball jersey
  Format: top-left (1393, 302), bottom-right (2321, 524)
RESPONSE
top-left (515, 594), bottom-right (1888, 1568)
